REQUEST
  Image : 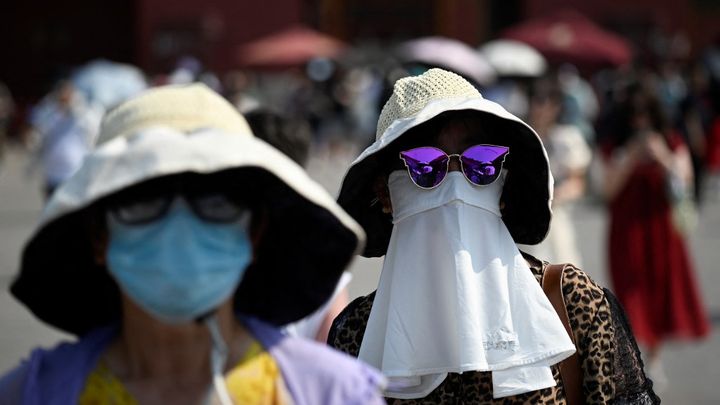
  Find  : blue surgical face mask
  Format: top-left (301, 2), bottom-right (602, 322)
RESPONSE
top-left (106, 198), bottom-right (253, 324)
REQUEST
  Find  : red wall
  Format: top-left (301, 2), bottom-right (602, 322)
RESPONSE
top-left (522, 0), bottom-right (720, 55)
top-left (136, 0), bottom-right (304, 73)
top-left (1, 0), bottom-right (134, 100)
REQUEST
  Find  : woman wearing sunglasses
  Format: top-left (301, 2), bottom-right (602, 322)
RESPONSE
top-left (328, 69), bottom-right (658, 403)
top-left (0, 84), bottom-right (386, 404)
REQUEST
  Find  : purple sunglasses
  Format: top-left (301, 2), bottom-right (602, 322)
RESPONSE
top-left (399, 145), bottom-right (510, 189)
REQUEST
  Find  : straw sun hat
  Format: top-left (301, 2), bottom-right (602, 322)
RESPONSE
top-left (12, 83), bottom-right (366, 335)
top-left (338, 68), bottom-right (553, 257)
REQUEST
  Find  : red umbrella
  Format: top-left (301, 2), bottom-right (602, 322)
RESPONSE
top-left (236, 25), bottom-right (347, 68)
top-left (502, 10), bottom-right (632, 68)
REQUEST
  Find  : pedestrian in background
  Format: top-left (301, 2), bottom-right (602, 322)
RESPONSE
top-left (26, 80), bottom-right (102, 199)
top-left (0, 82), bottom-right (14, 165)
top-left (0, 84), bottom-right (386, 404)
top-left (599, 81), bottom-right (710, 386)
top-left (521, 77), bottom-right (591, 266)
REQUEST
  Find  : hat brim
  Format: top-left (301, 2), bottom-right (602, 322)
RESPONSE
top-left (338, 97), bottom-right (553, 257)
top-left (11, 128), bottom-right (365, 335)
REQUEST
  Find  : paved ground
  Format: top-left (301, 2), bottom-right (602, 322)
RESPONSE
top-left (1, 144), bottom-right (718, 403)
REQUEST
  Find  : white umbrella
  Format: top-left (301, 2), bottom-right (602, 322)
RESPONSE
top-left (479, 39), bottom-right (547, 77)
top-left (72, 59), bottom-right (147, 110)
top-left (397, 36), bottom-right (496, 86)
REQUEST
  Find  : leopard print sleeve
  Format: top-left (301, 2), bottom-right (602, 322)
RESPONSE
top-left (327, 292), bottom-right (375, 357)
top-left (561, 266), bottom-right (613, 403)
top-left (561, 266), bottom-right (659, 404)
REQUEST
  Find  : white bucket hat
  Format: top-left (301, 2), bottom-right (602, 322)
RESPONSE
top-left (337, 69), bottom-right (553, 257)
top-left (12, 83), bottom-right (366, 335)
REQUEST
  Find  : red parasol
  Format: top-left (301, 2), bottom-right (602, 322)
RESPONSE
top-left (502, 10), bottom-right (632, 68)
top-left (236, 25), bottom-right (347, 68)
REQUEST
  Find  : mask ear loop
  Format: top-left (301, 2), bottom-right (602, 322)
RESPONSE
top-left (205, 315), bottom-right (234, 405)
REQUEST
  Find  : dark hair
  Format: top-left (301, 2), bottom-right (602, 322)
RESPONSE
top-left (530, 76), bottom-right (564, 106)
top-left (245, 109), bottom-right (312, 167)
top-left (601, 81), bottom-right (671, 148)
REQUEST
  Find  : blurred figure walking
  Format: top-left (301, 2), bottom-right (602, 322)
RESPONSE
top-left (599, 81), bottom-right (710, 385)
top-left (0, 82), bottom-right (14, 165)
top-left (522, 78), bottom-right (591, 266)
top-left (26, 80), bottom-right (102, 199)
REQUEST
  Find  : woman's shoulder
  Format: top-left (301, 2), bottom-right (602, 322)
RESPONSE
top-left (542, 262), bottom-right (606, 317)
top-left (556, 265), bottom-right (606, 309)
top-left (523, 253), bottom-right (608, 332)
top-left (328, 292), bottom-right (375, 357)
top-left (276, 331), bottom-right (370, 369)
top-left (0, 326), bottom-right (117, 403)
top-left (276, 334), bottom-right (386, 404)
top-left (524, 253), bottom-right (605, 304)
top-left (552, 265), bottom-right (608, 341)
top-left (244, 316), bottom-right (386, 404)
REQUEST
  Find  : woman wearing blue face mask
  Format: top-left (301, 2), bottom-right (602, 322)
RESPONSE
top-left (0, 84), bottom-right (386, 405)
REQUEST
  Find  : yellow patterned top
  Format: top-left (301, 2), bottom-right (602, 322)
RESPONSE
top-left (78, 341), bottom-right (292, 405)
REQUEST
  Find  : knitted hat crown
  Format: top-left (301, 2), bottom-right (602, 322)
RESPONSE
top-left (376, 69), bottom-right (481, 140)
top-left (98, 83), bottom-right (250, 145)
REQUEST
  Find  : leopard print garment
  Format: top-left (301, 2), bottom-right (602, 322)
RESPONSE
top-left (328, 255), bottom-right (659, 404)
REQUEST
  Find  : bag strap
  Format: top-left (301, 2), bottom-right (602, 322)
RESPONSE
top-left (542, 263), bottom-right (585, 405)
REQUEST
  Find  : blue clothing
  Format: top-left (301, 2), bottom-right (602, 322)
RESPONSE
top-left (0, 317), bottom-right (386, 405)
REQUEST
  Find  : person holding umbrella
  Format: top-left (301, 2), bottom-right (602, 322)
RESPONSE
top-left (329, 69), bottom-right (658, 403)
top-left (0, 84), bottom-right (385, 404)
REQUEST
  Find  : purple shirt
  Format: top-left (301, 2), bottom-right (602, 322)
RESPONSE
top-left (0, 317), bottom-right (386, 405)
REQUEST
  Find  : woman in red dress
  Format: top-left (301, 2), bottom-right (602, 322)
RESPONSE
top-left (600, 82), bottom-right (710, 381)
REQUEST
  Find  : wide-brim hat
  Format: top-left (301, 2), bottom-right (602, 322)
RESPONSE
top-left (11, 83), bottom-right (365, 335)
top-left (337, 69), bottom-right (553, 257)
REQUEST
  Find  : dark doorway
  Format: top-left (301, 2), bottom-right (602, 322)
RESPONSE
top-left (488, 0), bottom-right (522, 37)
top-left (1, 0), bottom-right (135, 102)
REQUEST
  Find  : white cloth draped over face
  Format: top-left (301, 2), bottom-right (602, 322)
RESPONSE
top-left (358, 170), bottom-right (576, 399)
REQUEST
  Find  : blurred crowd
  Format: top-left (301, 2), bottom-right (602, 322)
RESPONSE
top-left (0, 26), bottom-right (719, 256)
top-left (1, 32), bottom-right (719, 209)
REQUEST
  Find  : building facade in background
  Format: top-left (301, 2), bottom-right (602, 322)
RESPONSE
top-left (2, 0), bottom-right (719, 103)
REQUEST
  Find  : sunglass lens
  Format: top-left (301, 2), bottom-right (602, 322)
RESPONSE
top-left (461, 145), bottom-right (509, 186)
top-left (400, 147), bottom-right (449, 188)
top-left (110, 197), bottom-right (171, 224)
top-left (190, 193), bottom-right (245, 223)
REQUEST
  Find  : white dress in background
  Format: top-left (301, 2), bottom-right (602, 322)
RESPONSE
top-left (521, 124), bottom-right (591, 266)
